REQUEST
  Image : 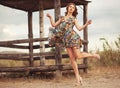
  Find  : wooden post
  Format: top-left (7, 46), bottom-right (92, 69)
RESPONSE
top-left (39, 0), bottom-right (45, 66)
top-left (54, 0), bottom-right (62, 78)
top-left (28, 11), bottom-right (33, 66)
top-left (83, 4), bottom-right (88, 73)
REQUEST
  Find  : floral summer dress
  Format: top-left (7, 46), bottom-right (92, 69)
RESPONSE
top-left (48, 17), bottom-right (82, 48)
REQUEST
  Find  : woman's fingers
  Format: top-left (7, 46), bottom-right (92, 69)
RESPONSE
top-left (88, 20), bottom-right (92, 24)
top-left (46, 13), bottom-right (51, 18)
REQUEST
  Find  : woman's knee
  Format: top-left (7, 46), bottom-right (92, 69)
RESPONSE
top-left (67, 53), bottom-right (76, 61)
top-left (66, 48), bottom-right (76, 61)
top-left (72, 47), bottom-right (81, 59)
top-left (68, 54), bottom-right (75, 60)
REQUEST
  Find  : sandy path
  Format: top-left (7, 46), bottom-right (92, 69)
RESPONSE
top-left (0, 67), bottom-right (120, 88)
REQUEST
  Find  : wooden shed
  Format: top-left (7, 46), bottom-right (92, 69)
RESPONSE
top-left (0, 0), bottom-right (91, 75)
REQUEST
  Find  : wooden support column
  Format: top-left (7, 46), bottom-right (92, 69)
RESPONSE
top-left (39, 0), bottom-right (45, 66)
top-left (83, 4), bottom-right (88, 73)
top-left (54, 0), bottom-right (62, 78)
top-left (28, 11), bottom-right (33, 66)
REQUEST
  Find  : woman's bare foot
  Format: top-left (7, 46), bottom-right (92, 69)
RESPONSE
top-left (79, 76), bottom-right (83, 85)
top-left (75, 82), bottom-right (81, 86)
top-left (92, 53), bottom-right (100, 60)
top-left (75, 76), bottom-right (83, 86)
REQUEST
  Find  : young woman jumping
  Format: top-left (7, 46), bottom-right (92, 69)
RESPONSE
top-left (47, 3), bottom-right (100, 86)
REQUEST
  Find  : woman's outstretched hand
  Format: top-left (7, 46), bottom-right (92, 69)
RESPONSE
top-left (46, 13), bottom-right (52, 19)
top-left (86, 20), bottom-right (92, 25)
top-left (59, 16), bottom-right (64, 22)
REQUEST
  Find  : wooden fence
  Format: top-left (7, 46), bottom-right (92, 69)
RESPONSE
top-left (0, 37), bottom-right (88, 73)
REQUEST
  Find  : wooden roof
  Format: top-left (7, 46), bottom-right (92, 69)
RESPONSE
top-left (0, 0), bottom-right (91, 12)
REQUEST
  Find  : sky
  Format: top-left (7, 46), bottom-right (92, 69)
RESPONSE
top-left (0, 0), bottom-right (120, 52)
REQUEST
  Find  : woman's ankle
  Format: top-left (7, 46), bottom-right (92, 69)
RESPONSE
top-left (92, 53), bottom-right (100, 60)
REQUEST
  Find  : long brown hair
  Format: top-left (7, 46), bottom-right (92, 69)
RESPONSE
top-left (65, 3), bottom-right (78, 18)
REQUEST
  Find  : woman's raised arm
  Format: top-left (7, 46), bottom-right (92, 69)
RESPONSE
top-left (46, 13), bottom-right (64, 27)
top-left (75, 18), bottom-right (92, 31)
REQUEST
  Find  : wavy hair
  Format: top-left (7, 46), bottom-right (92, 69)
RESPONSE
top-left (65, 3), bottom-right (78, 18)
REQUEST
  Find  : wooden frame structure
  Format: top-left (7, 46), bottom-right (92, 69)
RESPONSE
top-left (0, 0), bottom-right (91, 75)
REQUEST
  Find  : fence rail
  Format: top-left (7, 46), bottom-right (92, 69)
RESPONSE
top-left (0, 37), bottom-right (88, 72)
top-left (0, 64), bottom-right (87, 72)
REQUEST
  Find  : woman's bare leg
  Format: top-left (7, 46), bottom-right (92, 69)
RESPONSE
top-left (72, 47), bottom-right (100, 59)
top-left (66, 47), bottom-right (82, 86)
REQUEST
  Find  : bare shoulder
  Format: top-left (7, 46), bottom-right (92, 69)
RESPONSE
top-left (74, 18), bottom-right (78, 23)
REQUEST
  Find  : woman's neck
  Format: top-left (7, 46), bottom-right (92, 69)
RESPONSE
top-left (66, 12), bottom-right (73, 17)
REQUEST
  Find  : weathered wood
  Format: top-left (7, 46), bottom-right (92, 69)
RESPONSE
top-left (33, 44), bottom-right (55, 49)
top-left (28, 11), bottom-right (33, 66)
top-left (0, 0), bottom-right (90, 11)
top-left (0, 52), bottom-right (56, 60)
top-left (0, 38), bottom-right (48, 45)
top-left (0, 44), bottom-right (29, 49)
top-left (39, 0), bottom-right (45, 66)
top-left (73, 0), bottom-right (90, 5)
top-left (54, 0), bottom-right (62, 65)
top-left (0, 53), bottom-right (68, 61)
top-left (55, 44), bottom-right (62, 65)
top-left (0, 64), bottom-right (87, 72)
top-left (33, 56), bottom-right (56, 60)
top-left (62, 0), bottom-right (90, 5)
top-left (0, 44), bottom-right (55, 49)
top-left (0, 56), bottom-right (55, 61)
top-left (54, 0), bottom-right (62, 78)
top-left (0, 40), bottom-right (88, 50)
top-left (83, 4), bottom-right (88, 73)
top-left (0, 38), bottom-right (88, 49)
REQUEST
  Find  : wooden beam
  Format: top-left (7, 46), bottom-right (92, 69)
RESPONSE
top-left (33, 44), bottom-right (55, 49)
top-left (28, 11), bottom-right (33, 66)
top-left (0, 52), bottom-right (56, 60)
top-left (83, 4), bottom-right (88, 73)
top-left (74, 0), bottom-right (90, 5)
top-left (0, 39), bottom-right (87, 49)
top-left (54, 0), bottom-right (62, 65)
top-left (0, 44), bottom-right (29, 49)
top-left (0, 64), bottom-right (87, 72)
top-left (39, 0), bottom-right (45, 66)
top-left (54, 0), bottom-right (62, 78)
top-left (0, 53), bottom-right (69, 61)
top-left (0, 38), bottom-right (48, 46)
top-left (61, 0), bottom-right (90, 5)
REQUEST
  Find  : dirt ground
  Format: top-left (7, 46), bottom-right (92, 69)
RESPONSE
top-left (0, 67), bottom-right (120, 88)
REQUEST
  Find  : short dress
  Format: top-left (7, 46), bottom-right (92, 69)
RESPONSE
top-left (48, 17), bottom-right (82, 48)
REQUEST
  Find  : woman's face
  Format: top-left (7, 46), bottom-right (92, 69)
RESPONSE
top-left (68, 4), bottom-right (75, 13)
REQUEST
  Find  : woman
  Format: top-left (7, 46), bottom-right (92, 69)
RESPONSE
top-left (47, 3), bottom-right (100, 86)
